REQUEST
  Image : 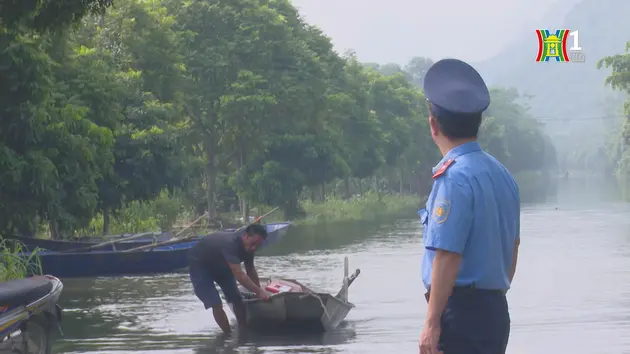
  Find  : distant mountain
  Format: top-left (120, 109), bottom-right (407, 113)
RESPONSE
top-left (473, 0), bottom-right (630, 159)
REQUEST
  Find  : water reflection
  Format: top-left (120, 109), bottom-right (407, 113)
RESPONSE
top-left (260, 219), bottom-right (397, 256)
top-left (192, 324), bottom-right (356, 354)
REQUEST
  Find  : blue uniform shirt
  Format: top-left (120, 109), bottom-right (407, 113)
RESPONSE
top-left (420, 141), bottom-right (520, 290)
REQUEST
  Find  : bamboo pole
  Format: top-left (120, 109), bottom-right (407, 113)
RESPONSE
top-left (123, 207), bottom-right (279, 253)
top-left (121, 212), bottom-right (210, 252)
top-left (63, 231), bottom-right (159, 253)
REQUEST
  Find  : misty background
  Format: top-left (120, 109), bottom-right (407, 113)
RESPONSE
top-left (292, 0), bottom-right (582, 63)
top-left (294, 0), bottom-right (630, 182)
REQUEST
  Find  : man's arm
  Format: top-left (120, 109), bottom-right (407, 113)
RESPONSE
top-left (509, 237), bottom-right (520, 283)
top-left (425, 250), bottom-right (461, 327)
top-left (423, 177), bottom-right (473, 327)
top-left (223, 250), bottom-right (264, 295)
top-left (510, 180), bottom-right (520, 283)
top-left (244, 256), bottom-right (260, 287)
top-left (227, 262), bottom-right (264, 295)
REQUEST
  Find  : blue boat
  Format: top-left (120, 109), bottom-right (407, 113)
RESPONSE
top-left (6, 231), bottom-right (172, 252)
top-left (29, 242), bottom-right (194, 278)
top-left (24, 222), bottom-right (291, 278)
top-left (9, 222), bottom-right (292, 252)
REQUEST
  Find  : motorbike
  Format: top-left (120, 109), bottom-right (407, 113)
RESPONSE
top-left (0, 275), bottom-right (63, 354)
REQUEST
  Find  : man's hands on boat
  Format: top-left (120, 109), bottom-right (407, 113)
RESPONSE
top-left (227, 262), bottom-right (270, 301)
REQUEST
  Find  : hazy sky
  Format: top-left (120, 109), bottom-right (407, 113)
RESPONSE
top-left (291, 0), bottom-right (583, 65)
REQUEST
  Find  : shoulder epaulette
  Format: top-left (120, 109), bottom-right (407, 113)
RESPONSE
top-left (432, 159), bottom-right (455, 179)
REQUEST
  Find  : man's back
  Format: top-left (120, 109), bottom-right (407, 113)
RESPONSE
top-left (188, 232), bottom-right (247, 277)
top-left (422, 142), bottom-right (520, 290)
top-left (454, 148), bottom-right (520, 289)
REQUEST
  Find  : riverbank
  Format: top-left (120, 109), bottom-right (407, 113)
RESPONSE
top-left (66, 192), bottom-right (424, 237)
top-left (295, 192), bottom-right (423, 225)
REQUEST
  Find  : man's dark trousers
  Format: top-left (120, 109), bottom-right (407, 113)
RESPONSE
top-left (189, 264), bottom-right (242, 309)
top-left (427, 288), bottom-right (510, 354)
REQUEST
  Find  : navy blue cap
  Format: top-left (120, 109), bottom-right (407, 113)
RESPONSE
top-left (423, 58), bottom-right (490, 116)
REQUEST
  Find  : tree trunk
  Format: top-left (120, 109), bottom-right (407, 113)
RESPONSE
top-left (283, 192), bottom-right (306, 220)
top-left (237, 149), bottom-right (250, 222)
top-left (373, 176), bottom-right (382, 201)
top-left (319, 184), bottom-right (325, 201)
top-left (49, 220), bottom-right (59, 240)
top-left (344, 178), bottom-right (351, 199)
top-left (204, 145), bottom-right (217, 219)
top-left (399, 167), bottom-right (404, 195)
top-left (102, 208), bottom-right (110, 236)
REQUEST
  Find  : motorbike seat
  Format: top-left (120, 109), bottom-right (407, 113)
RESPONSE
top-left (0, 276), bottom-right (53, 310)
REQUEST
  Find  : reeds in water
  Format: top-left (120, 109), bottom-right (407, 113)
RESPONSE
top-left (0, 240), bottom-right (42, 281)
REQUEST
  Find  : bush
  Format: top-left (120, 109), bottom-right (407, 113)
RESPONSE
top-left (0, 240), bottom-right (42, 281)
top-left (299, 191), bottom-right (422, 224)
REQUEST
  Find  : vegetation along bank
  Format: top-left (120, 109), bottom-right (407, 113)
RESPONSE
top-left (1, 0), bottom-right (555, 240)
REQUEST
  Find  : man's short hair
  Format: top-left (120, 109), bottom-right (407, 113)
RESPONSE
top-left (245, 224), bottom-right (268, 239)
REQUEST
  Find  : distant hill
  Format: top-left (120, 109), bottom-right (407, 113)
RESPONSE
top-left (473, 0), bottom-right (630, 163)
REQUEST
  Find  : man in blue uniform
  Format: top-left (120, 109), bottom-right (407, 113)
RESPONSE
top-left (418, 58), bottom-right (520, 354)
top-left (188, 224), bottom-right (270, 334)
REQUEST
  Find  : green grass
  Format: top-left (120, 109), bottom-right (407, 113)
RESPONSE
top-left (75, 190), bottom-right (195, 237)
top-left (0, 240), bottom-right (42, 281)
top-left (66, 191), bottom-right (423, 238)
top-left (297, 191), bottom-right (423, 225)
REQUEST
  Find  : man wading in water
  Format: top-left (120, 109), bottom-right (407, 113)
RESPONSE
top-left (188, 224), bottom-right (270, 334)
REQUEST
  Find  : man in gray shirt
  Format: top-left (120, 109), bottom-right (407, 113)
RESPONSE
top-left (188, 224), bottom-right (269, 334)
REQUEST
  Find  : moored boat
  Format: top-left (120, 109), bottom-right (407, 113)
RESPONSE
top-left (8, 222), bottom-right (291, 252)
top-left (21, 222), bottom-right (292, 278)
top-left (0, 275), bottom-right (64, 354)
top-left (30, 241), bottom-right (195, 278)
top-left (6, 231), bottom-right (171, 252)
top-left (234, 257), bottom-right (361, 332)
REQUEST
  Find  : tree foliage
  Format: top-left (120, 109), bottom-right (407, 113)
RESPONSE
top-left (0, 0), bottom-right (557, 236)
top-left (600, 43), bottom-right (630, 198)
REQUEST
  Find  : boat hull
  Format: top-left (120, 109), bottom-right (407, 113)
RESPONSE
top-left (23, 223), bottom-right (290, 278)
top-left (8, 222), bottom-right (291, 252)
top-left (32, 242), bottom-right (195, 278)
top-left (243, 292), bottom-right (353, 332)
top-left (235, 277), bottom-right (355, 333)
top-left (6, 232), bottom-right (172, 252)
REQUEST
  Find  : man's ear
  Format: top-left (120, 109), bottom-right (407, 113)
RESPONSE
top-left (429, 115), bottom-right (439, 137)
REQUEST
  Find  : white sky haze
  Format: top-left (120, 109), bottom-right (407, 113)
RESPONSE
top-left (291, 0), bottom-right (583, 64)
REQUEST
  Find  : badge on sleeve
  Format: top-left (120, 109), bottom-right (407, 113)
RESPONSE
top-left (432, 200), bottom-right (451, 224)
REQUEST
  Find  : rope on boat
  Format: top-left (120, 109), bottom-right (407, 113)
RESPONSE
top-left (299, 291), bottom-right (331, 320)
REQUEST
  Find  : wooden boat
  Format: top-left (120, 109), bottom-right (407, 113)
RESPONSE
top-left (20, 222), bottom-right (292, 278)
top-left (8, 222), bottom-right (291, 252)
top-left (233, 257), bottom-right (361, 332)
top-left (6, 231), bottom-right (171, 252)
top-left (28, 241), bottom-right (196, 278)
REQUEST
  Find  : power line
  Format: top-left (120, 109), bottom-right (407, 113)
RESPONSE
top-left (522, 115), bottom-right (627, 122)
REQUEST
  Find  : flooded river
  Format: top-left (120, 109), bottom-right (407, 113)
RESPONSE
top-left (54, 179), bottom-right (630, 354)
